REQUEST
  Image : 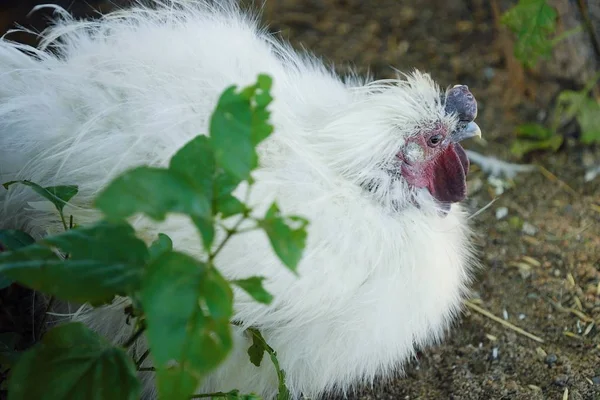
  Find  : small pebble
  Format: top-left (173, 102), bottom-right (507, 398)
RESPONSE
top-left (545, 354), bottom-right (558, 366)
top-left (522, 222), bottom-right (538, 236)
top-left (518, 313), bottom-right (526, 320)
top-left (492, 347), bottom-right (499, 360)
top-left (496, 207), bottom-right (508, 220)
top-left (554, 374), bottom-right (569, 387)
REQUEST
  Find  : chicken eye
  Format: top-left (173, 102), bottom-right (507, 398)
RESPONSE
top-left (428, 134), bottom-right (443, 147)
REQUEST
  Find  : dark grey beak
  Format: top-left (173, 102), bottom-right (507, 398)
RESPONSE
top-left (451, 121), bottom-right (481, 143)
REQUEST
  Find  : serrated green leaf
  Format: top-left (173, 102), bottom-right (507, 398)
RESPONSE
top-left (0, 221), bottom-right (148, 305)
top-left (210, 85), bottom-right (256, 180)
top-left (232, 276), bottom-right (273, 305)
top-left (260, 203), bottom-right (308, 273)
top-left (210, 75), bottom-right (275, 181)
top-left (148, 233), bottom-right (173, 261)
top-left (95, 166), bottom-right (211, 222)
top-left (2, 181), bottom-right (78, 214)
top-left (141, 251), bottom-right (233, 400)
top-left (7, 322), bottom-right (140, 400)
top-left (501, 0), bottom-right (557, 68)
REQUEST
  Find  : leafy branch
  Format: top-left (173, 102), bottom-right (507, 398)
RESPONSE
top-left (0, 74), bottom-right (308, 400)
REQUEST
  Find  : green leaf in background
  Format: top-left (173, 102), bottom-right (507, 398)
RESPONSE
top-left (515, 123), bottom-right (554, 140)
top-left (210, 74), bottom-right (274, 181)
top-left (0, 221), bottom-right (148, 305)
top-left (141, 251), bottom-right (234, 400)
top-left (2, 181), bottom-right (78, 214)
top-left (232, 276), bottom-right (273, 305)
top-left (557, 90), bottom-right (600, 144)
top-left (7, 322), bottom-right (140, 400)
top-left (260, 203), bottom-right (308, 274)
top-left (95, 166), bottom-right (211, 222)
top-left (510, 134), bottom-right (563, 158)
top-left (0, 230), bottom-right (35, 289)
top-left (0, 230), bottom-right (35, 251)
top-left (501, 0), bottom-right (557, 68)
top-left (148, 233), bottom-right (173, 261)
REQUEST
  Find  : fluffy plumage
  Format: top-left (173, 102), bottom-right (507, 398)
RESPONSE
top-left (0, 1), bottom-right (480, 398)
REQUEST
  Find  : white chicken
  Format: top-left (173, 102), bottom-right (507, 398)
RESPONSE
top-left (0, 1), bottom-right (482, 399)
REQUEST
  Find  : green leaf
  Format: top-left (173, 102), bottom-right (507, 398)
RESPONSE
top-left (557, 90), bottom-right (600, 144)
top-left (0, 274), bottom-right (12, 290)
top-left (210, 74), bottom-right (275, 181)
top-left (210, 85), bottom-right (256, 180)
top-left (246, 328), bottom-right (291, 400)
top-left (95, 166), bottom-right (211, 222)
top-left (7, 322), bottom-right (140, 400)
top-left (0, 230), bottom-right (35, 250)
top-left (247, 331), bottom-right (265, 367)
top-left (501, 0), bottom-right (557, 68)
top-left (0, 229), bottom-right (31, 289)
top-left (515, 123), bottom-right (553, 140)
top-left (251, 74), bottom-right (274, 146)
top-left (2, 181), bottom-right (78, 214)
top-left (192, 216), bottom-right (215, 251)
top-left (232, 276), bottom-right (273, 304)
top-left (0, 332), bottom-right (21, 367)
top-left (0, 221), bottom-right (148, 305)
top-left (510, 134), bottom-right (563, 158)
top-left (214, 169), bottom-right (242, 200)
top-left (217, 194), bottom-right (247, 218)
top-left (260, 203), bottom-right (309, 273)
top-left (169, 135), bottom-right (215, 201)
top-left (148, 233), bottom-right (173, 261)
top-left (576, 98), bottom-right (600, 144)
top-left (141, 251), bottom-right (233, 400)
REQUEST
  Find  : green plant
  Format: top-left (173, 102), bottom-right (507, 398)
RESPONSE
top-left (501, 0), bottom-right (559, 68)
top-left (502, 0), bottom-right (600, 157)
top-left (0, 74), bottom-right (307, 400)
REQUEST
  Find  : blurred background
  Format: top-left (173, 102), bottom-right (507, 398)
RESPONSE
top-left (0, 1), bottom-right (598, 399)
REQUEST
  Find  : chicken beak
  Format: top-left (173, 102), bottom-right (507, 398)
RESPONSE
top-left (451, 121), bottom-right (481, 143)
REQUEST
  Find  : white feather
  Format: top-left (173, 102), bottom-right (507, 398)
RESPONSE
top-left (0, 1), bottom-right (478, 399)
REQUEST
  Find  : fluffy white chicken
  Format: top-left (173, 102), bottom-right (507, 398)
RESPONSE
top-left (0, 1), bottom-right (482, 399)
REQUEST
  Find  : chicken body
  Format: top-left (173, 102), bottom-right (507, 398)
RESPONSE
top-left (0, 1), bottom-right (479, 399)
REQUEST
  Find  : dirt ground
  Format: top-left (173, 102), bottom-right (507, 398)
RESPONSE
top-left (1, 0), bottom-right (599, 399)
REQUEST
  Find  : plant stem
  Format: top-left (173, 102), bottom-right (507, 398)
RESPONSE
top-left (58, 210), bottom-right (68, 231)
